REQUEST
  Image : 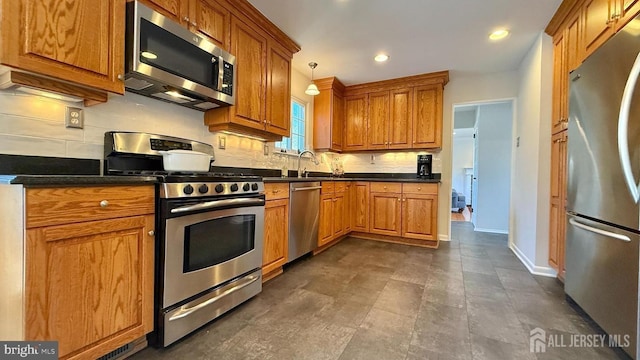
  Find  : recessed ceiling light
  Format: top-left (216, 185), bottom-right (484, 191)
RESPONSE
top-left (374, 54), bottom-right (389, 62)
top-left (489, 29), bottom-right (509, 41)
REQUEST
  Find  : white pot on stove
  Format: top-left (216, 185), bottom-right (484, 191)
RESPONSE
top-left (158, 150), bottom-right (213, 172)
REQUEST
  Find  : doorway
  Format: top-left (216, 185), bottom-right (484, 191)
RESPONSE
top-left (451, 100), bottom-right (514, 233)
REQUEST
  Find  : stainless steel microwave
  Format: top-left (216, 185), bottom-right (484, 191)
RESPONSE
top-left (125, 1), bottom-right (236, 111)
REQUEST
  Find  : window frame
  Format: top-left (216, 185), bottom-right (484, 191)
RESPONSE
top-left (275, 96), bottom-right (309, 154)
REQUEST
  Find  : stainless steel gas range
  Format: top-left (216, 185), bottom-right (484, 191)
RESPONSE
top-left (104, 132), bottom-right (264, 347)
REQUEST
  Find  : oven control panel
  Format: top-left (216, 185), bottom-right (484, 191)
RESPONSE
top-left (160, 182), bottom-right (264, 198)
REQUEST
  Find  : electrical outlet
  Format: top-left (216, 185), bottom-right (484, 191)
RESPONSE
top-left (516, 136), bottom-right (520, 147)
top-left (263, 144), bottom-right (269, 156)
top-left (218, 136), bottom-right (226, 149)
top-left (65, 107), bottom-right (83, 129)
top-left (370, 154), bottom-right (375, 164)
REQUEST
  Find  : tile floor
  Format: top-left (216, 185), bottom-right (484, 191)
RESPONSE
top-left (132, 222), bottom-right (629, 360)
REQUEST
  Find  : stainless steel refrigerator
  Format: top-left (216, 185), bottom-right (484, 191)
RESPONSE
top-left (566, 14), bottom-right (640, 359)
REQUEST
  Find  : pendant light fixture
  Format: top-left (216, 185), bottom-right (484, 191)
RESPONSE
top-left (305, 62), bottom-right (320, 96)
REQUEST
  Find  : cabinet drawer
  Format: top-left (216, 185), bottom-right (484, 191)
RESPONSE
top-left (321, 182), bottom-right (335, 195)
top-left (402, 183), bottom-right (438, 195)
top-left (265, 183), bottom-right (290, 200)
top-left (334, 182), bottom-right (348, 193)
top-left (370, 182), bottom-right (402, 193)
top-left (26, 186), bottom-right (155, 228)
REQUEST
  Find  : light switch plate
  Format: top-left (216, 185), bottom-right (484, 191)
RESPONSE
top-left (218, 136), bottom-right (226, 149)
top-left (65, 107), bottom-right (83, 129)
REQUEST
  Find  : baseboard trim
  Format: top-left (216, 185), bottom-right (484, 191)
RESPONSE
top-left (474, 227), bottom-right (508, 234)
top-left (509, 243), bottom-right (558, 277)
top-left (438, 234), bottom-right (449, 241)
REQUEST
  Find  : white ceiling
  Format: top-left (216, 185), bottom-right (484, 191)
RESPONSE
top-left (247, 0), bottom-right (562, 85)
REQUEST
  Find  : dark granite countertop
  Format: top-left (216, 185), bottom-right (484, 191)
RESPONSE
top-left (264, 177), bottom-right (440, 184)
top-left (3, 175), bottom-right (158, 186)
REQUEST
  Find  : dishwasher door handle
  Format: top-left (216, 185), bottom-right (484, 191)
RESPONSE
top-left (292, 186), bottom-right (322, 192)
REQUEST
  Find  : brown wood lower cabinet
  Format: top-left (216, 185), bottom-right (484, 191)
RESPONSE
top-left (368, 182), bottom-right (438, 242)
top-left (318, 181), bottom-right (350, 247)
top-left (369, 191), bottom-right (402, 236)
top-left (263, 183), bottom-right (289, 279)
top-left (263, 198), bottom-right (289, 277)
top-left (351, 182), bottom-right (370, 232)
top-left (21, 186), bottom-right (155, 360)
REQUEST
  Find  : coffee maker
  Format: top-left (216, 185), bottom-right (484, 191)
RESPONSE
top-left (417, 154), bottom-right (432, 178)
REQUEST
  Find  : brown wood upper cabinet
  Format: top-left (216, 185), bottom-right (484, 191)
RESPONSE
top-left (582, 0), bottom-right (640, 56)
top-left (204, 13), bottom-right (297, 140)
top-left (313, 77), bottom-right (346, 152)
top-left (0, 0), bottom-right (125, 102)
top-left (339, 71), bottom-right (448, 152)
top-left (366, 89), bottom-right (414, 150)
top-left (343, 95), bottom-right (368, 151)
top-left (142, 0), bottom-right (230, 49)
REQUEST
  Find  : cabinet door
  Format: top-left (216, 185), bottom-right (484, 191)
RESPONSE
top-left (369, 192), bottom-right (402, 236)
top-left (583, 0), bottom-right (616, 58)
top-left (413, 85), bottom-right (443, 149)
top-left (192, 0), bottom-right (230, 49)
top-left (143, 0), bottom-right (188, 23)
top-left (318, 194), bottom-right (334, 246)
top-left (566, 11), bottom-right (583, 72)
top-left (617, 0), bottom-right (640, 30)
top-left (265, 41), bottom-right (291, 137)
top-left (549, 131), bottom-right (568, 277)
top-left (25, 215), bottom-right (155, 359)
top-left (344, 95), bottom-right (368, 151)
top-left (331, 94), bottom-right (345, 151)
top-left (402, 194), bottom-right (437, 241)
top-left (367, 91), bottom-right (390, 150)
top-left (1, 0), bottom-right (125, 94)
top-left (344, 183), bottom-right (352, 233)
top-left (389, 88), bottom-right (413, 150)
top-left (333, 193), bottom-right (345, 237)
top-left (552, 33), bottom-right (567, 134)
top-left (351, 182), bottom-right (370, 232)
top-left (230, 17), bottom-right (267, 130)
top-left (263, 199), bottom-right (288, 275)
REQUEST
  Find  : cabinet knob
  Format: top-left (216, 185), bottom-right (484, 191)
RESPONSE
top-left (272, 189), bottom-right (280, 193)
top-left (383, 186), bottom-right (387, 189)
top-left (100, 200), bottom-right (109, 208)
top-left (402, 198), bottom-right (406, 202)
top-left (417, 187), bottom-right (421, 191)
top-left (397, 198), bottom-right (401, 201)
top-left (148, 230), bottom-right (155, 236)
top-left (183, 16), bottom-right (190, 22)
top-left (191, 22), bottom-right (197, 27)
top-left (117, 74), bottom-right (124, 81)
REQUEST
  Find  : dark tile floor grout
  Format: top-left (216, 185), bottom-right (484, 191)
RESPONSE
top-left (132, 222), bottom-right (630, 360)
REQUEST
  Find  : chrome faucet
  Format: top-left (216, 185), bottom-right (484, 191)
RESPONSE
top-left (297, 150), bottom-right (320, 177)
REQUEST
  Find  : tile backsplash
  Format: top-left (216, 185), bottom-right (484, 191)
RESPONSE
top-left (0, 90), bottom-right (437, 175)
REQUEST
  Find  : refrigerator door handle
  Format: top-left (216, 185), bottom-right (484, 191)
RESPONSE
top-left (569, 217), bottom-right (631, 242)
top-left (617, 50), bottom-right (640, 203)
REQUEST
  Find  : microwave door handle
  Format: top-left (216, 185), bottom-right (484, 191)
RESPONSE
top-left (618, 51), bottom-right (640, 203)
top-left (217, 55), bottom-right (224, 91)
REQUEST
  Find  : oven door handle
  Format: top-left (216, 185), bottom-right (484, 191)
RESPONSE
top-left (168, 274), bottom-right (260, 321)
top-left (170, 198), bottom-right (265, 214)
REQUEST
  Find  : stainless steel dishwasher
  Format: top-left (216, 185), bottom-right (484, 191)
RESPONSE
top-left (288, 181), bottom-right (321, 262)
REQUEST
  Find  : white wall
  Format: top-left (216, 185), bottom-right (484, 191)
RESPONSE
top-left (443, 70), bottom-right (520, 240)
top-left (474, 102), bottom-right (513, 233)
top-left (452, 132), bottom-right (474, 202)
top-left (0, 68), bottom-right (331, 174)
top-left (510, 32), bottom-right (554, 276)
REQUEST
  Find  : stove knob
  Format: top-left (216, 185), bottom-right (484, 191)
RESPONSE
top-left (215, 184), bottom-right (224, 193)
top-left (198, 184), bottom-right (209, 194)
top-left (242, 183), bottom-right (250, 191)
top-left (230, 183), bottom-right (239, 192)
top-left (251, 183), bottom-right (259, 191)
top-left (183, 184), bottom-right (194, 195)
